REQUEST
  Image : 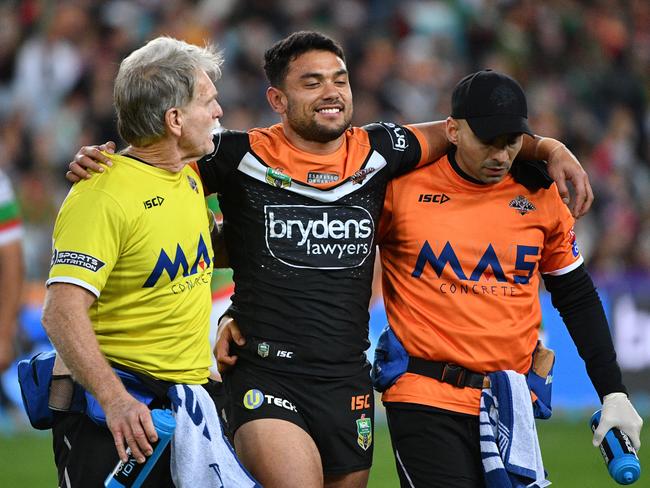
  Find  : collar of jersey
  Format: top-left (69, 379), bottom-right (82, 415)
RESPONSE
top-left (444, 147), bottom-right (512, 191)
top-left (112, 153), bottom-right (187, 181)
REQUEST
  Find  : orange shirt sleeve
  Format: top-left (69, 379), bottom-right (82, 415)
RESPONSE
top-left (405, 125), bottom-right (431, 169)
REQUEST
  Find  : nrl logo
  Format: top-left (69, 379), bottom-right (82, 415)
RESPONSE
top-left (257, 342), bottom-right (270, 358)
top-left (356, 415), bottom-right (372, 451)
top-left (350, 167), bottom-right (375, 185)
top-left (266, 167), bottom-right (291, 188)
top-left (509, 195), bottom-right (536, 215)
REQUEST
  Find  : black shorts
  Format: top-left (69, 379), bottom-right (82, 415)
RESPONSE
top-left (52, 380), bottom-right (224, 488)
top-left (52, 411), bottom-right (174, 488)
top-left (224, 360), bottom-right (374, 475)
top-left (385, 402), bottom-right (485, 488)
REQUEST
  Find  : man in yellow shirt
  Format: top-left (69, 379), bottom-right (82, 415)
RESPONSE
top-left (42, 36), bottom-right (224, 486)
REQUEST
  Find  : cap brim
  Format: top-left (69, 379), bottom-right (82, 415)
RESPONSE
top-left (467, 115), bottom-right (533, 141)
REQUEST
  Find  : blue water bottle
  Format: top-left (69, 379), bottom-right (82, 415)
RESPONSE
top-left (590, 410), bottom-right (641, 485)
top-left (105, 409), bottom-right (176, 488)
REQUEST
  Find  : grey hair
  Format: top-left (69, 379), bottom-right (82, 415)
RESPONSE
top-left (114, 36), bottom-right (224, 146)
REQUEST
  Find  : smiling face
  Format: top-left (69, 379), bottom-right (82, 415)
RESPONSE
top-left (446, 118), bottom-right (523, 184)
top-left (269, 50), bottom-right (353, 146)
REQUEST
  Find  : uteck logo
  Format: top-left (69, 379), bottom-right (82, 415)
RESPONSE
top-left (265, 205), bottom-right (374, 269)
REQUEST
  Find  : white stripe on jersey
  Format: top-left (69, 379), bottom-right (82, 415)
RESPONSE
top-left (542, 254), bottom-right (584, 276)
top-left (237, 150), bottom-right (388, 203)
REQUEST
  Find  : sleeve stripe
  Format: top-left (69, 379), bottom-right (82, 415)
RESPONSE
top-left (46, 277), bottom-right (100, 298)
top-left (0, 225), bottom-right (22, 245)
top-left (542, 255), bottom-right (584, 276)
top-left (0, 218), bottom-right (22, 231)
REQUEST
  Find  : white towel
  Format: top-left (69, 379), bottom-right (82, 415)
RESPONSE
top-left (169, 384), bottom-right (260, 487)
top-left (480, 371), bottom-right (551, 488)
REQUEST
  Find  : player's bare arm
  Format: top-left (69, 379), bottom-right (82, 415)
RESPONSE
top-left (42, 283), bottom-right (158, 464)
top-left (410, 122), bottom-right (593, 218)
top-left (0, 240), bottom-right (23, 371)
top-left (526, 134), bottom-right (593, 218)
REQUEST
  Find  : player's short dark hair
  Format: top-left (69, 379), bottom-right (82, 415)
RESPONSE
top-left (263, 31), bottom-right (345, 87)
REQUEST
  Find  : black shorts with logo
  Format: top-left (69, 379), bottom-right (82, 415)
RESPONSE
top-left (224, 360), bottom-right (374, 475)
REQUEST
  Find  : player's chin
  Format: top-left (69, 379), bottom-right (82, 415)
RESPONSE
top-left (482, 167), bottom-right (509, 182)
top-left (199, 139), bottom-right (215, 157)
top-left (186, 141), bottom-right (214, 161)
top-left (319, 118), bottom-right (349, 134)
top-left (482, 175), bottom-right (506, 184)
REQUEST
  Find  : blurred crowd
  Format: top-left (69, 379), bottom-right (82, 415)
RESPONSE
top-left (0, 0), bottom-right (649, 284)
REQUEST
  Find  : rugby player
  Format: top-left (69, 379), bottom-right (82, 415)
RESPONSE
top-left (67, 31), bottom-right (594, 488)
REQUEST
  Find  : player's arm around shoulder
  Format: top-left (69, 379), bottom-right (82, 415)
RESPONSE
top-left (66, 141), bottom-right (117, 182)
top-left (521, 135), bottom-right (593, 218)
top-left (407, 121), bottom-right (450, 164)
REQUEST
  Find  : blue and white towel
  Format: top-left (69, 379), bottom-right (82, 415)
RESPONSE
top-left (168, 384), bottom-right (261, 487)
top-left (479, 371), bottom-right (551, 488)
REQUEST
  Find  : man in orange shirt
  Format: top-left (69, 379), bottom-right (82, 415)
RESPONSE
top-left (376, 70), bottom-right (643, 487)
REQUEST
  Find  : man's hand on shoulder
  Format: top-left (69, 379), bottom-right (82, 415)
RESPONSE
top-left (214, 315), bottom-right (245, 374)
top-left (66, 141), bottom-right (116, 182)
top-left (533, 137), bottom-right (594, 218)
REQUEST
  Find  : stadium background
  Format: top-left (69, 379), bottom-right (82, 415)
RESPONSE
top-left (0, 0), bottom-right (649, 486)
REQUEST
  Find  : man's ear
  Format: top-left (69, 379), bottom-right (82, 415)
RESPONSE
top-left (446, 117), bottom-right (459, 145)
top-left (266, 86), bottom-right (287, 115)
top-left (165, 107), bottom-right (182, 137)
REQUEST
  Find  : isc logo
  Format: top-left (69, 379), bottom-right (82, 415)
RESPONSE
top-left (143, 196), bottom-right (165, 209)
top-left (277, 350), bottom-right (293, 358)
top-left (351, 394), bottom-right (371, 410)
top-left (418, 193), bottom-right (450, 204)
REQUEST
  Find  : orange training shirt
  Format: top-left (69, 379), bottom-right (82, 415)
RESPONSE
top-left (378, 153), bottom-right (583, 415)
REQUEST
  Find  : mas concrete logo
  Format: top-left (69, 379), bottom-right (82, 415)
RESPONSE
top-left (143, 234), bottom-right (212, 292)
top-left (264, 205), bottom-right (374, 269)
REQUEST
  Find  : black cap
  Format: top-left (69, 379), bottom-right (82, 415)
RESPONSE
top-left (451, 69), bottom-right (533, 140)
